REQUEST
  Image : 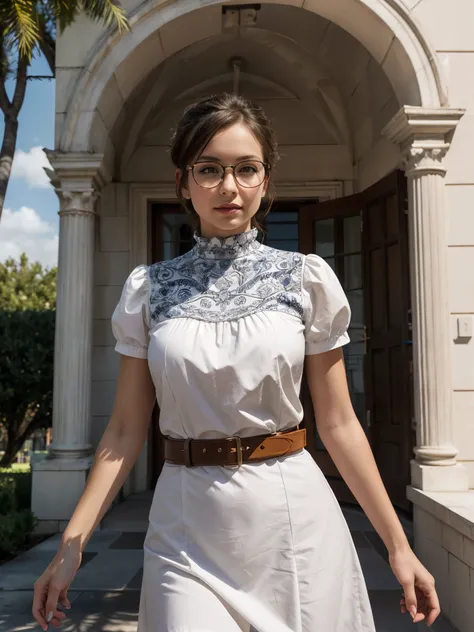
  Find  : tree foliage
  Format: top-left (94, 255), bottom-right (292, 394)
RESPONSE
top-left (1, 0), bottom-right (129, 73)
top-left (0, 309), bottom-right (55, 466)
top-left (0, 1), bottom-right (129, 218)
top-left (0, 254), bottom-right (56, 311)
top-left (0, 255), bottom-right (56, 466)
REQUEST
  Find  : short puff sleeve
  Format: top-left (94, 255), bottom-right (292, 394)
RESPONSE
top-left (302, 254), bottom-right (351, 355)
top-left (111, 265), bottom-right (150, 359)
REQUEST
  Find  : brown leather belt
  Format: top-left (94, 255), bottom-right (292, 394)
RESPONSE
top-left (164, 427), bottom-right (306, 467)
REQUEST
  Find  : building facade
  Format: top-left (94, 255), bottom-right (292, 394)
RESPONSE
top-left (33, 1), bottom-right (474, 629)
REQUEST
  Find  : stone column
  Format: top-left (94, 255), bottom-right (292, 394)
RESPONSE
top-left (32, 153), bottom-right (108, 527)
top-left (383, 107), bottom-right (468, 492)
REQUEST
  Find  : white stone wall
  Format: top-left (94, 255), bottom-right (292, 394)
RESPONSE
top-left (91, 184), bottom-right (130, 451)
top-left (408, 0), bottom-right (474, 487)
top-left (60, 0), bottom-right (474, 485)
top-left (410, 489), bottom-right (474, 632)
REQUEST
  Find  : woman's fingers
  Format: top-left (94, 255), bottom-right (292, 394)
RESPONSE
top-left (44, 583), bottom-right (67, 629)
top-left (402, 582), bottom-right (418, 620)
top-left (400, 583), bottom-right (440, 625)
top-left (418, 582), bottom-right (441, 626)
top-left (32, 580), bottom-right (49, 631)
top-left (58, 587), bottom-right (72, 611)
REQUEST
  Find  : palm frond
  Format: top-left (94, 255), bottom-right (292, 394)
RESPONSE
top-left (48, 0), bottom-right (78, 33)
top-left (81, 0), bottom-right (129, 33)
top-left (1, 0), bottom-right (40, 58)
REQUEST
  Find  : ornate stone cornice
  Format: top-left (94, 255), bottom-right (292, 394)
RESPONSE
top-left (43, 150), bottom-right (111, 196)
top-left (382, 106), bottom-right (465, 175)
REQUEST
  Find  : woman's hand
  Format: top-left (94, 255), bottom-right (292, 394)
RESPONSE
top-left (390, 546), bottom-right (441, 626)
top-left (32, 545), bottom-right (82, 630)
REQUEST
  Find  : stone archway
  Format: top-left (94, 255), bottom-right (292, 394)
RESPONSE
top-left (36, 0), bottom-right (468, 531)
top-left (57, 0), bottom-right (446, 158)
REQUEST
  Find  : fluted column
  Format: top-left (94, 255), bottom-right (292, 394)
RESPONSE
top-left (32, 152), bottom-right (108, 523)
top-left (50, 189), bottom-right (97, 459)
top-left (383, 107), bottom-right (468, 492)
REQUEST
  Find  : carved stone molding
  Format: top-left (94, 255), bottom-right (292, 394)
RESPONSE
top-left (400, 144), bottom-right (450, 175)
top-left (44, 150), bottom-right (110, 198)
top-left (57, 189), bottom-right (98, 216)
top-left (382, 105), bottom-right (465, 175)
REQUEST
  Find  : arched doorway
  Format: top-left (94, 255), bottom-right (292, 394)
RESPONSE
top-left (145, 168), bottom-right (413, 510)
top-left (51, 0), bottom-right (455, 509)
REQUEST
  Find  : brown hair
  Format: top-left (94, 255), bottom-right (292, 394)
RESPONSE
top-left (170, 93), bottom-right (279, 233)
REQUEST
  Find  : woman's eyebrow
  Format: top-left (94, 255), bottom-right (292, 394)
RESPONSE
top-left (196, 155), bottom-right (262, 162)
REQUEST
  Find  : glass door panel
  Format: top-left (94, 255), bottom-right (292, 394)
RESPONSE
top-left (342, 217), bottom-right (365, 427)
top-left (310, 211), bottom-right (367, 457)
top-left (160, 212), bottom-right (195, 260)
top-left (263, 211), bottom-right (299, 251)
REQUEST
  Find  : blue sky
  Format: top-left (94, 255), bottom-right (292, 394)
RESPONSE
top-left (0, 53), bottom-right (59, 269)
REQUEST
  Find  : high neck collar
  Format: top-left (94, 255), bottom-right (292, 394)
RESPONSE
top-left (192, 227), bottom-right (260, 260)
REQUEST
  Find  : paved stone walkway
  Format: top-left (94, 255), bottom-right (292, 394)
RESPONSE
top-left (0, 494), bottom-right (459, 631)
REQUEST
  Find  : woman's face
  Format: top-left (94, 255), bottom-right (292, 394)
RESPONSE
top-left (178, 122), bottom-right (268, 238)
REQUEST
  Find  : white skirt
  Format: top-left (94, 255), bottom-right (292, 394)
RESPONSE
top-left (138, 449), bottom-right (376, 632)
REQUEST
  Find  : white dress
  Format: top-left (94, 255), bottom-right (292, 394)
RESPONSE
top-left (112, 228), bottom-right (376, 632)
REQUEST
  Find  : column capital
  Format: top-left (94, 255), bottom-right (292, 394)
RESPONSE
top-left (43, 150), bottom-right (111, 215)
top-left (382, 106), bottom-right (465, 175)
top-left (56, 190), bottom-right (99, 217)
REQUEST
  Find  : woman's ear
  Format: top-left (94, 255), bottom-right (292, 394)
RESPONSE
top-left (176, 168), bottom-right (191, 200)
top-left (262, 176), bottom-right (269, 199)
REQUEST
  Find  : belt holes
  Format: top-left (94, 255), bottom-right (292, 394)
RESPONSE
top-left (260, 445), bottom-right (265, 450)
top-left (217, 447), bottom-right (222, 453)
top-left (202, 448), bottom-right (207, 453)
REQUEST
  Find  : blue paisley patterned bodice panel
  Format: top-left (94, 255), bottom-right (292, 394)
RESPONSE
top-left (148, 227), bottom-right (305, 325)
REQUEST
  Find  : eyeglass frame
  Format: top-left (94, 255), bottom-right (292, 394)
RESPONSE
top-left (185, 159), bottom-right (270, 189)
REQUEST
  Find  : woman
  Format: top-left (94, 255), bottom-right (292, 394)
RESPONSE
top-left (33, 93), bottom-right (440, 631)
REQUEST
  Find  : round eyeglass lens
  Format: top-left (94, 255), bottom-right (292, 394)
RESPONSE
top-left (193, 161), bottom-right (266, 188)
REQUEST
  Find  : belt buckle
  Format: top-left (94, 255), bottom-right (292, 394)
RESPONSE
top-left (229, 435), bottom-right (243, 466)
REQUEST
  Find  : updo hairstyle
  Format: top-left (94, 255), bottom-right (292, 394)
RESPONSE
top-left (170, 93), bottom-right (279, 233)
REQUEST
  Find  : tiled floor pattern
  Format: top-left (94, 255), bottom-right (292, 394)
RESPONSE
top-left (0, 504), bottom-right (459, 631)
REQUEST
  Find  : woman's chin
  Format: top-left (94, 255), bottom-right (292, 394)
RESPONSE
top-left (203, 215), bottom-right (252, 237)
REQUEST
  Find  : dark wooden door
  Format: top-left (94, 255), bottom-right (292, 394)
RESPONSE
top-left (362, 171), bottom-right (413, 511)
top-left (298, 171), bottom-right (413, 510)
top-left (299, 195), bottom-right (366, 504)
top-left (149, 204), bottom-right (194, 489)
top-left (149, 178), bottom-right (413, 509)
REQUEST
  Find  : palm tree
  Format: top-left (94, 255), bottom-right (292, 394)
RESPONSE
top-left (0, 1), bottom-right (129, 220)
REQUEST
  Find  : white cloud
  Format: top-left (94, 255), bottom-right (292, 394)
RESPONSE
top-left (0, 207), bottom-right (58, 269)
top-left (10, 146), bottom-right (52, 189)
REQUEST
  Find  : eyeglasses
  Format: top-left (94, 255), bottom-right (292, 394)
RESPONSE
top-left (186, 160), bottom-right (269, 189)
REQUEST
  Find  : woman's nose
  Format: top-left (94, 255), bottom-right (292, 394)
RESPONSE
top-left (219, 168), bottom-right (238, 194)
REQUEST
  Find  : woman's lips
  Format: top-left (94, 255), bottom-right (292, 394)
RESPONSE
top-left (215, 206), bottom-right (241, 214)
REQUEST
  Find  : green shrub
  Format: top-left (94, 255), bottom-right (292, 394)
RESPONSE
top-left (0, 509), bottom-right (37, 558)
top-left (0, 476), bottom-right (16, 514)
top-left (0, 309), bottom-right (54, 468)
top-left (0, 469), bottom-right (32, 510)
top-left (0, 474), bottom-right (37, 559)
top-left (10, 471), bottom-right (31, 510)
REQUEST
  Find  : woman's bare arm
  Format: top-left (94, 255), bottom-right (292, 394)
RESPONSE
top-left (305, 347), bottom-right (441, 625)
top-left (59, 355), bottom-right (156, 554)
top-left (305, 348), bottom-right (409, 554)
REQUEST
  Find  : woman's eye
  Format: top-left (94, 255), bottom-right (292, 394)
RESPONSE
top-left (238, 164), bottom-right (258, 173)
top-left (198, 165), bottom-right (219, 174)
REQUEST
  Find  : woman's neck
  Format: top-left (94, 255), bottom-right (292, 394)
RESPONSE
top-left (198, 221), bottom-right (253, 239)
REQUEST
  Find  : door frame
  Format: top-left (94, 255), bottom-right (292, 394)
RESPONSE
top-left (298, 171), bottom-right (413, 510)
top-left (128, 181), bottom-right (346, 268)
top-left (124, 180), bottom-right (346, 495)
